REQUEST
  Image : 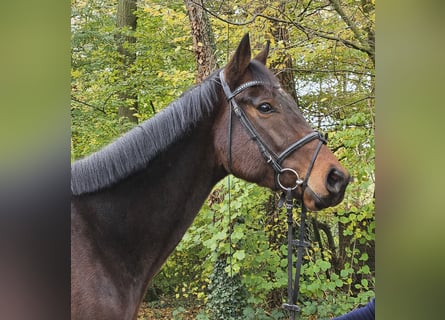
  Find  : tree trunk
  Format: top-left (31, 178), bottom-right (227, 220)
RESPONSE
top-left (361, 0), bottom-right (375, 66)
top-left (184, 0), bottom-right (218, 83)
top-left (269, 12), bottom-right (299, 104)
top-left (116, 0), bottom-right (138, 123)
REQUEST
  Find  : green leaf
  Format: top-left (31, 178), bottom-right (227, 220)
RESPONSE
top-left (359, 253), bottom-right (369, 261)
top-left (215, 231), bottom-right (226, 240)
top-left (318, 260), bottom-right (331, 272)
top-left (233, 250), bottom-right (246, 261)
top-left (358, 265), bottom-right (371, 274)
top-left (361, 279), bottom-right (369, 288)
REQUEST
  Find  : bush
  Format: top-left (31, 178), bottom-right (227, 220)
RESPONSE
top-left (206, 257), bottom-right (247, 319)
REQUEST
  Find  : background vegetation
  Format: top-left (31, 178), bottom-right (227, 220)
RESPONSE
top-left (71, 0), bottom-right (374, 318)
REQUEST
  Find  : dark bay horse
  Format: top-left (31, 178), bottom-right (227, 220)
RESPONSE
top-left (71, 34), bottom-right (350, 320)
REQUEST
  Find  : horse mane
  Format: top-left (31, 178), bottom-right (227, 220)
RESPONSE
top-left (71, 61), bottom-right (276, 196)
top-left (71, 71), bottom-right (221, 195)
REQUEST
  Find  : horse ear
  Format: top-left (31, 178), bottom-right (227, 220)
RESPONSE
top-left (224, 33), bottom-right (252, 85)
top-left (254, 40), bottom-right (270, 65)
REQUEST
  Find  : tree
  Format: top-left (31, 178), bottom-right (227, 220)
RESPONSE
top-left (268, 3), bottom-right (299, 102)
top-left (184, 0), bottom-right (218, 83)
top-left (328, 0), bottom-right (375, 65)
top-left (115, 0), bottom-right (138, 122)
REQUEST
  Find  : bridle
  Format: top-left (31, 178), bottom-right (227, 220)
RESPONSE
top-left (219, 69), bottom-right (327, 192)
top-left (219, 68), bottom-right (327, 319)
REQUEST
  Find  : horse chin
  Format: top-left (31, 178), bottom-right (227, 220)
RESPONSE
top-left (301, 188), bottom-right (345, 212)
top-left (302, 193), bottom-right (324, 211)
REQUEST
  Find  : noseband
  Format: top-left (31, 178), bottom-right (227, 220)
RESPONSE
top-left (219, 69), bottom-right (327, 193)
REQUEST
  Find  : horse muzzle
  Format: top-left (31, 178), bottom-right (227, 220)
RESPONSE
top-left (302, 168), bottom-right (350, 211)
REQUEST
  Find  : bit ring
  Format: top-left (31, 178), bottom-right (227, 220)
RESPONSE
top-left (277, 168), bottom-right (303, 191)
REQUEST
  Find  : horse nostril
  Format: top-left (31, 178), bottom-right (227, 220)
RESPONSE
top-left (326, 168), bottom-right (348, 194)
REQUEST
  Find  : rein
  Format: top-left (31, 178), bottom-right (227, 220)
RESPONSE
top-left (219, 69), bottom-right (326, 319)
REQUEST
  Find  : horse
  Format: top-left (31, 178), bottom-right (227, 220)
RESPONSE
top-left (71, 33), bottom-right (350, 320)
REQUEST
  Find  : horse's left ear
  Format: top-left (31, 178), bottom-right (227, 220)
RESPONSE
top-left (254, 40), bottom-right (270, 65)
top-left (224, 33), bottom-right (252, 86)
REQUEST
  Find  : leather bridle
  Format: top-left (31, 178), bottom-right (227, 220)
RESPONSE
top-left (219, 69), bottom-right (327, 192)
top-left (219, 68), bottom-right (328, 319)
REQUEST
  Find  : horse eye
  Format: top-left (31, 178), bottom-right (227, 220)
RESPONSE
top-left (257, 103), bottom-right (274, 114)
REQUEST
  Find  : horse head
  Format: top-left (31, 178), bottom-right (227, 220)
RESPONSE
top-left (214, 34), bottom-right (350, 211)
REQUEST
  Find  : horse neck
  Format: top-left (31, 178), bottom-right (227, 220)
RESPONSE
top-left (73, 118), bottom-right (226, 309)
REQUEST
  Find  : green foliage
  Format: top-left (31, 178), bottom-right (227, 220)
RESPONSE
top-left (206, 257), bottom-right (247, 319)
top-left (71, 0), bottom-right (196, 160)
top-left (298, 252), bottom-right (374, 318)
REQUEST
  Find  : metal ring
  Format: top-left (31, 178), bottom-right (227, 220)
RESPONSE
top-left (277, 168), bottom-right (303, 191)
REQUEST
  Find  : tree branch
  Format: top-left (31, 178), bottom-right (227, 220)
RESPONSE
top-left (188, 0), bottom-right (373, 57)
top-left (197, 4), bottom-right (286, 26)
top-left (291, 22), bottom-right (372, 56)
top-left (328, 0), bottom-right (366, 47)
top-left (297, 0), bottom-right (315, 18)
top-left (331, 143), bottom-right (346, 153)
top-left (340, 95), bottom-right (374, 108)
top-left (324, 95), bottom-right (375, 117)
top-left (71, 97), bottom-right (106, 114)
top-left (291, 67), bottom-right (375, 77)
top-left (328, 0), bottom-right (374, 62)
